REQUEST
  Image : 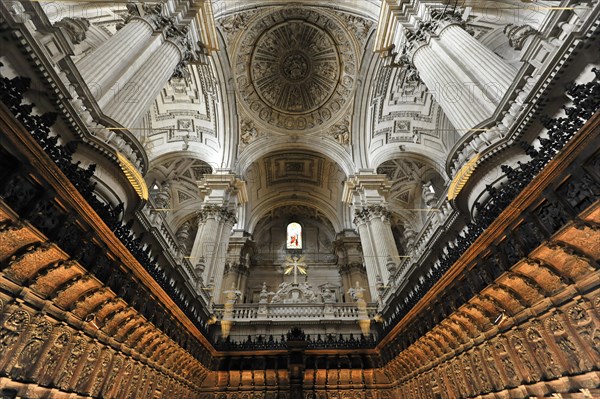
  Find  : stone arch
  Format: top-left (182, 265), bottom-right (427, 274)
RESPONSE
top-left (235, 137), bottom-right (355, 179)
top-left (248, 197), bottom-right (342, 234)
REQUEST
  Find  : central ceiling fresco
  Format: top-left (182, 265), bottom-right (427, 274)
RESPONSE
top-left (231, 7), bottom-right (363, 133)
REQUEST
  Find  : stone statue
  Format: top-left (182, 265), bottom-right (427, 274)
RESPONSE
top-left (223, 282), bottom-right (242, 305)
top-left (259, 282), bottom-right (269, 304)
top-left (322, 289), bottom-right (336, 303)
top-left (348, 281), bottom-right (366, 303)
top-left (175, 221), bottom-right (190, 252)
top-left (240, 120), bottom-right (258, 144)
top-left (422, 181), bottom-right (438, 207)
top-left (154, 182), bottom-right (171, 209)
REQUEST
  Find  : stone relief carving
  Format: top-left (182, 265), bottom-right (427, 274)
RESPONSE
top-left (240, 119), bottom-right (259, 144)
top-left (343, 15), bottom-right (374, 40)
top-left (0, 310), bottom-right (30, 360)
top-left (504, 24), bottom-right (539, 50)
top-left (91, 351), bottom-right (112, 396)
top-left (510, 333), bottom-right (539, 382)
top-left (269, 282), bottom-right (320, 304)
top-left (9, 319), bottom-right (52, 380)
top-left (54, 17), bottom-right (91, 45)
top-left (470, 351), bottom-right (491, 392)
top-left (102, 356), bottom-right (123, 397)
top-left (75, 343), bottom-right (100, 392)
top-left (37, 330), bottom-right (71, 385)
top-left (525, 324), bottom-right (560, 378)
top-left (56, 336), bottom-right (87, 389)
top-left (482, 345), bottom-right (502, 390)
top-left (545, 315), bottom-right (589, 371)
top-left (0, 288), bottom-right (202, 398)
top-left (218, 10), bottom-right (259, 43)
top-left (329, 117), bottom-right (350, 145)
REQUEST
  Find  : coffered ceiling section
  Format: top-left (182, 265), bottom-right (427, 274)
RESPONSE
top-left (221, 6), bottom-right (374, 135)
top-left (249, 151), bottom-right (343, 192)
top-left (243, 150), bottom-right (346, 232)
top-left (264, 153), bottom-right (325, 187)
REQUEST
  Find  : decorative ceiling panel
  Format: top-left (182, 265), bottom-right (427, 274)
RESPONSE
top-left (230, 6), bottom-right (364, 133)
top-left (264, 153), bottom-right (325, 187)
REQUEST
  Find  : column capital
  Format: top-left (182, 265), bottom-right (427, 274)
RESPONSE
top-left (504, 24), bottom-right (539, 51)
top-left (54, 17), bottom-right (91, 45)
top-left (339, 262), bottom-right (366, 275)
top-left (198, 172), bottom-right (248, 208)
top-left (354, 205), bottom-right (392, 225)
top-left (342, 172), bottom-right (391, 207)
top-left (198, 205), bottom-right (237, 225)
top-left (124, 3), bottom-right (166, 31)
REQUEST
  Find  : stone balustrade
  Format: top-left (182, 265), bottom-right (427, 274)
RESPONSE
top-left (213, 303), bottom-right (379, 322)
top-left (383, 195), bottom-right (456, 301)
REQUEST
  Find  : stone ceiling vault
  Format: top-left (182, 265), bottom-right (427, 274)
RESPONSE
top-left (221, 5), bottom-right (373, 139)
top-left (244, 150), bottom-right (346, 233)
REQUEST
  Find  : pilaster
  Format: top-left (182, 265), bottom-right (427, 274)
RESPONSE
top-left (343, 173), bottom-right (400, 302)
top-left (334, 231), bottom-right (370, 302)
top-left (189, 173), bottom-right (247, 304)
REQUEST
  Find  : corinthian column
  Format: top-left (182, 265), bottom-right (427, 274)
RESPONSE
top-left (412, 41), bottom-right (494, 130)
top-left (102, 39), bottom-right (183, 128)
top-left (74, 4), bottom-right (195, 130)
top-left (189, 173), bottom-right (247, 303)
top-left (75, 17), bottom-right (155, 99)
top-left (406, 15), bottom-right (517, 132)
top-left (437, 24), bottom-right (517, 95)
top-left (343, 173), bottom-right (401, 301)
top-left (353, 212), bottom-right (379, 300)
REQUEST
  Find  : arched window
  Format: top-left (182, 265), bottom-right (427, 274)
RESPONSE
top-left (286, 222), bottom-right (302, 249)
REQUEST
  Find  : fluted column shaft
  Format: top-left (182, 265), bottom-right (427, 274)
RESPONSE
top-left (103, 39), bottom-right (182, 129)
top-left (410, 23), bottom-right (517, 132)
top-left (367, 216), bottom-right (391, 283)
top-left (355, 220), bottom-right (379, 301)
top-left (413, 42), bottom-right (492, 131)
top-left (369, 214), bottom-right (400, 279)
top-left (213, 219), bottom-right (236, 303)
top-left (190, 216), bottom-right (218, 276)
top-left (76, 18), bottom-right (154, 99)
top-left (439, 24), bottom-right (517, 95)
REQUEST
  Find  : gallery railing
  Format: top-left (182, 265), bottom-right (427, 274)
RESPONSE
top-left (212, 302), bottom-right (379, 321)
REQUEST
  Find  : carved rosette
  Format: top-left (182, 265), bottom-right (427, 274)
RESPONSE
top-left (232, 7), bottom-right (359, 133)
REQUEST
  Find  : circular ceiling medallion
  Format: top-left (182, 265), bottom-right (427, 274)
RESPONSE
top-left (251, 21), bottom-right (340, 114)
top-left (234, 7), bottom-right (358, 132)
